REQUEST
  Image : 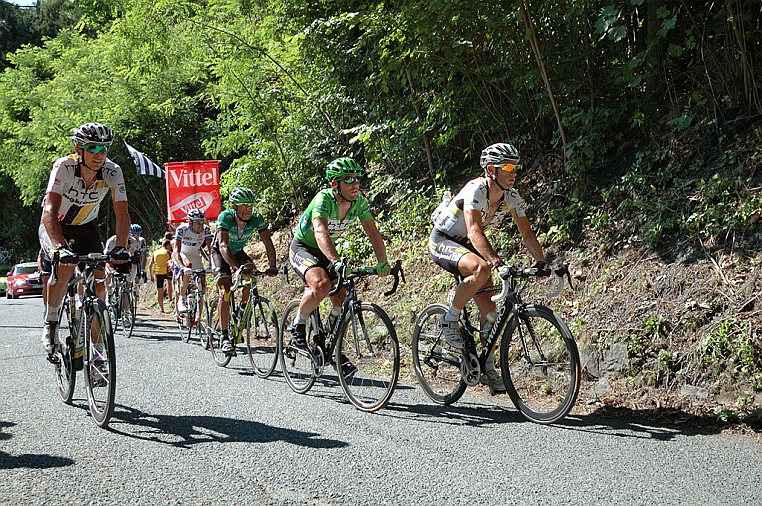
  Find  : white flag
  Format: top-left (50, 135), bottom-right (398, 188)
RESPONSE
top-left (124, 141), bottom-right (165, 178)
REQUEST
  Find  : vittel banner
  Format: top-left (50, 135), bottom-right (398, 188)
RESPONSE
top-left (165, 160), bottom-right (221, 222)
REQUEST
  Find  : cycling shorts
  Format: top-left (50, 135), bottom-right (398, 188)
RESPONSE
top-left (428, 228), bottom-right (480, 275)
top-left (210, 249), bottom-right (251, 280)
top-left (288, 238), bottom-right (338, 284)
top-left (39, 221), bottom-right (103, 258)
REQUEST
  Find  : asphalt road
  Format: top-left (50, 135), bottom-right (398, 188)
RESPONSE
top-left (1, 295), bottom-right (760, 505)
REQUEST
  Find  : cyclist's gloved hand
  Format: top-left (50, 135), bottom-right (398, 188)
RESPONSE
top-left (532, 260), bottom-right (552, 277)
top-left (375, 260), bottom-right (391, 277)
top-left (330, 259), bottom-right (348, 278)
top-left (265, 266), bottom-right (279, 277)
top-left (54, 247), bottom-right (78, 265)
top-left (110, 246), bottom-right (130, 262)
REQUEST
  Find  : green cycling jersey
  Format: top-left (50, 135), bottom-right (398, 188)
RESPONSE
top-left (212, 208), bottom-right (267, 255)
top-left (294, 189), bottom-right (373, 248)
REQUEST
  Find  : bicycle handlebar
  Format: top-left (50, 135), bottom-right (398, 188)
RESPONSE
top-left (230, 264), bottom-right (289, 292)
top-left (327, 259), bottom-right (405, 297)
top-left (490, 262), bottom-right (573, 303)
top-left (49, 252), bottom-right (113, 286)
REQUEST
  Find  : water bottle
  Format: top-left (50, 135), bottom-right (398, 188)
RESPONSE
top-left (442, 190), bottom-right (452, 207)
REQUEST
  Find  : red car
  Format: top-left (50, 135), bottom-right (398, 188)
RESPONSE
top-left (6, 262), bottom-right (44, 299)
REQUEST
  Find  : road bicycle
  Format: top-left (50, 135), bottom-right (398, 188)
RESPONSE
top-left (177, 268), bottom-right (210, 345)
top-left (411, 263), bottom-right (580, 424)
top-left (205, 265), bottom-right (285, 377)
top-left (49, 253), bottom-right (118, 428)
top-left (107, 271), bottom-right (137, 339)
top-left (278, 260), bottom-right (403, 412)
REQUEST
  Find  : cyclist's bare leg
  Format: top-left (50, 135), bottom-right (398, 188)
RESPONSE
top-left (47, 263), bottom-right (76, 309)
top-left (216, 276), bottom-right (232, 332)
top-left (450, 252), bottom-right (491, 310)
top-left (298, 267), bottom-right (340, 316)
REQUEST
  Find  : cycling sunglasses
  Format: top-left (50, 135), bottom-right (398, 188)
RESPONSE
top-left (495, 162), bottom-right (520, 172)
top-left (338, 176), bottom-right (361, 184)
top-left (82, 144), bottom-right (109, 155)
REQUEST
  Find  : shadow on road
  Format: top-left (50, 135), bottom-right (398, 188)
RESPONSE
top-left (107, 405), bottom-right (350, 450)
top-left (0, 421), bottom-right (75, 470)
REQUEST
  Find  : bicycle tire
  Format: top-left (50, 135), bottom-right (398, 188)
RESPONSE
top-left (247, 297), bottom-right (279, 378)
top-left (411, 303), bottom-right (467, 405)
top-left (500, 304), bottom-right (580, 424)
top-left (55, 296), bottom-right (76, 404)
top-left (182, 292), bottom-right (196, 343)
top-left (119, 288), bottom-right (135, 339)
top-left (278, 299), bottom-right (316, 394)
top-left (196, 292), bottom-right (210, 349)
top-left (107, 285), bottom-right (119, 335)
top-left (207, 296), bottom-right (232, 367)
top-left (336, 302), bottom-right (399, 412)
top-left (82, 300), bottom-right (116, 428)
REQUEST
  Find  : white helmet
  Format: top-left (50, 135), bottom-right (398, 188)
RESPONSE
top-left (480, 143), bottom-right (520, 169)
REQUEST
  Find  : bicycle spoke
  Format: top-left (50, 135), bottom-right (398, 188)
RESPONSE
top-left (247, 298), bottom-right (279, 378)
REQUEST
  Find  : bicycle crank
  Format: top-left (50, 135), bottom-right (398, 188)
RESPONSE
top-left (460, 351), bottom-right (481, 386)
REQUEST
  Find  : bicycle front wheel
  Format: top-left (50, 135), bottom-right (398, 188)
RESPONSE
top-left (411, 304), bottom-right (467, 405)
top-left (83, 300), bottom-right (116, 428)
top-left (120, 289), bottom-right (135, 339)
top-left (196, 293), bottom-right (210, 349)
top-left (246, 297), bottom-right (279, 378)
top-left (500, 304), bottom-right (580, 424)
top-left (179, 294), bottom-right (195, 343)
top-left (278, 299), bottom-right (316, 394)
top-left (55, 297), bottom-right (76, 404)
top-left (336, 302), bottom-right (399, 412)
top-left (206, 297), bottom-right (232, 367)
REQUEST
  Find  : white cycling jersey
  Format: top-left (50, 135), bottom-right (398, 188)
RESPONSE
top-left (103, 234), bottom-right (140, 256)
top-left (45, 155), bottom-right (127, 225)
top-left (431, 177), bottom-right (527, 242)
top-left (174, 223), bottom-right (212, 270)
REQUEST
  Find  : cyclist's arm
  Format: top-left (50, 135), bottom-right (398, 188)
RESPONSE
top-left (113, 199), bottom-right (130, 249)
top-left (171, 238), bottom-right (185, 268)
top-left (41, 192), bottom-right (68, 251)
top-left (513, 214), bottom-right (546, 263)
top-left (258, 229), bottom-right (278, 269)
top-left (313, 216), bottom-right (340, 263)
top-left (360, 218), bottom-right (388, 265)
top-left (464, 209), bottom-right (501, 267)
top-left (217, 229), bottom-right (239, 269)
top-left (148, 255), bottom-right (155, 280)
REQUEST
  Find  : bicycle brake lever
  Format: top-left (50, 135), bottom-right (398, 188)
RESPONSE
top-left (383, 260), bottom-right (404, 297)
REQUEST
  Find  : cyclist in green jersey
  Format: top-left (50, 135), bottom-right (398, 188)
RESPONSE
top-left (210, 187), bottom-right (278, 356)
top-left (287, 157), bottom-right (390, 350)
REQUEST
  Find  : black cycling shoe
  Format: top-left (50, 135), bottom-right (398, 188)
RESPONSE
top-left (337, 353), bottom-right (357, 377)
top-left (287, 323), bottom-right (307, 350)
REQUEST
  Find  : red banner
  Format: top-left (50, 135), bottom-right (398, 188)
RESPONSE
top-left (165, 160), bottom-right (221, 223)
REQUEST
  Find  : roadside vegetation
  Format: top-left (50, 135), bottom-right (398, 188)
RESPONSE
top-left (0, 0), bottom-right (760, 433)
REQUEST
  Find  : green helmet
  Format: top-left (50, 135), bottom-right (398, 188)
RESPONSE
top-left (229, 187), bottom-right (256, 205)
top-left (326, 157), bottom-right (362, 181)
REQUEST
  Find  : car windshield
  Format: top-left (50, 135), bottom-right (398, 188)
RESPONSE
top-left (16, 266), bottom-right (37, 275)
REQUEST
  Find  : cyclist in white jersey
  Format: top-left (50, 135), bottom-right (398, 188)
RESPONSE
top-left (129, 223), bottom-right (148, 284)
top-left (428, 142), bottom-right (548, 393)
top-left (38, 122), bottom-right (130, 360)
top-left (173, 209), bottom-right (213, 312)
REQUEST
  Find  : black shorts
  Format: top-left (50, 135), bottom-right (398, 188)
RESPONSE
top-left (427, 228), bottom-right (480, 275)
top-left (210, 248), bottom-right (252, 280)
top-left (288, 239), bottom-right (338, 284)
top-left (39, 221), bottom-right (104, 272)
top-left (156, 273), bottom-right (170, 289)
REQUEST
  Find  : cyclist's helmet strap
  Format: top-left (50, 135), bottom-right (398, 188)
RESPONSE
top-left (325, 157), bottom-right (362, 181)
top-left (71, 122), bottom-right (113, 147)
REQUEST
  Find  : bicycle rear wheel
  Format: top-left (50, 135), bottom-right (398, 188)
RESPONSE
top-left (278, 299), bottom-right (316, 394)
top-left (336, 302), bottom-right (399, 412)
top-left (500, 304), bottom-right (580, 424)
top-left (107, 286), bottom-right (119, 335)
top-left (83, 300), bottom-right (116, 428)
top-left (411, 304), bottom-right (467, 405)
top-left (55, 297), bottom-right (76, 404)
top-left (246, 297), bottom-right (279, 378)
